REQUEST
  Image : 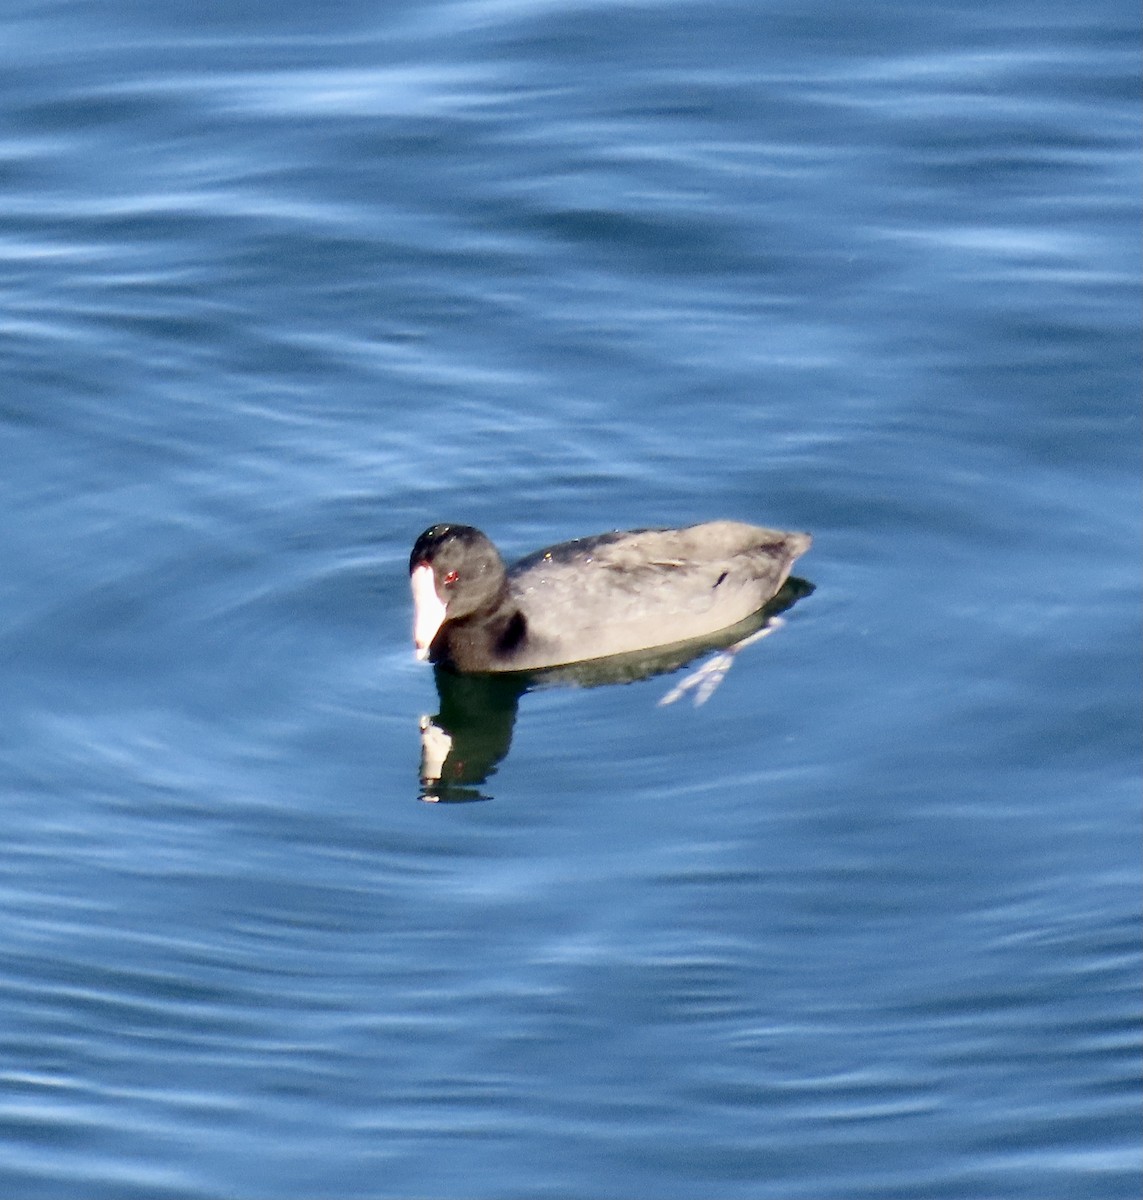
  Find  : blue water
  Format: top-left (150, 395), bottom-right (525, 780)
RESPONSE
top-left (1, 1), bottom-right (1139, 1196)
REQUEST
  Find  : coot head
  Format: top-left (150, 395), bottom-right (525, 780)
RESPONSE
top-left (409, 524), bottom-right (508, 660)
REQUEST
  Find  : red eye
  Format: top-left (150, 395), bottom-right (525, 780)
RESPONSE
top-left (442, 569), bottom-right (459, 587)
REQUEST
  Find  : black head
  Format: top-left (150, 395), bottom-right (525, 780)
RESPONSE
top-left (409, 525), bottom-right (510, 658)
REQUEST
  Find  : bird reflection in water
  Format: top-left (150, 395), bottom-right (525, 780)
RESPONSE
top-left (417, 577), bottom-right (814, 803)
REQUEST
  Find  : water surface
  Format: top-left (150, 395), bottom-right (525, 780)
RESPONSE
top-left (1, 1), bottom-right (1139, 1197)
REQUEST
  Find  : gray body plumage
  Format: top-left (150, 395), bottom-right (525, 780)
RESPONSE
top-left (501, 521), bottom-right (810, 670)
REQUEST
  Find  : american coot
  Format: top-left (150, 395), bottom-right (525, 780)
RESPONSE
top-left (409, 520), bottom-right (812, 673)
